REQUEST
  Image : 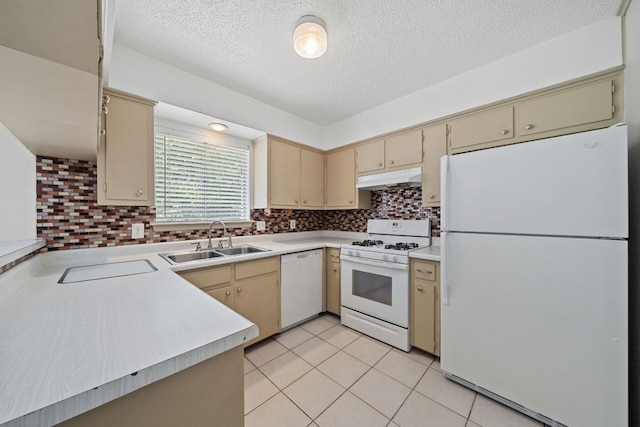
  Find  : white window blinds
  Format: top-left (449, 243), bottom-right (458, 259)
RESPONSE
top-left (154, 133), bottom-right (250, 222)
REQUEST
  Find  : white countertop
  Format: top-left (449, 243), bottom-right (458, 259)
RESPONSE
top-left (410, 245), bottom-right (441, 261)
top-left (0, 231), bottom-right (361, 426)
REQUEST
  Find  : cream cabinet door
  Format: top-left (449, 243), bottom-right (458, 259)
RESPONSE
top-left (326, 148), bottom-right (356, 208)
top-left (355, 140), bottom-right (384, 173)
top-left (269, 138), bottom-right (301, 207)
top-left (518, 79), bottom-right (613, 137)
top-left (422, 124), bottom-right (447, 207)
top-left (207, 285), bottom-right (235, 309)
top-left (448, 106), bottom-right (514, 153)
top-left (98, 90), bottom-right (155, 206)
top-left (235, 274), bottom-right (280, 347)
top-left (410, 259), bottom-right (440, 356)
top-left (325, 248), bottom-right (341, 316)
top-left (301, 148), bottom-right (324, 208)
top-left (385, 129), bottom-right (423, 169)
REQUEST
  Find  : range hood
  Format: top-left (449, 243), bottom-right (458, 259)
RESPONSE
top-left (356, 167), bottom-right (422, 191)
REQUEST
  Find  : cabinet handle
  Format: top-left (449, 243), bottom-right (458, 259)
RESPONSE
top-left (135, 190), bottom-right (143, 196)
top-left (225, 290), bottom-right (231, 296)
top-left (303, 200), bottom-right (307, 204)
top-left (416, 269), bottom-right (432, 274)
top-left (417, 286), bottom-right (423, 291)
top-left (389, 160), bottom-right (395, 165)
top-left (501, 129), bottom-right (509, 135)
top-left (333, 268), bottom-right (337, 272)
top-left (429, 194), bottom-right (435, 199)
top-left (100, 129), bottom-right (106, 136)
top-left (237, 287), bottom-right (242, 293)
top-left (294, 199), bottom-right (299, 204)
top-left (349, 200), bottom-right (353, 204)
top-left (525, 124), bottom-right (534, 130)
top-left (377, 162), bottom-right (383, 167)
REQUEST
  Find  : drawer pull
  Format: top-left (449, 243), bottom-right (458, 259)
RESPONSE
top-left (525, 124), bottom-right (534, 130)
top-left (416, 269), bottom-right (433, 274)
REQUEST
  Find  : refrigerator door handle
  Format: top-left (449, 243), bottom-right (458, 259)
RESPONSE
top-left (440, 155), bottom-right (450, 232)
top-left (441, 231), bottom-right (449, 305)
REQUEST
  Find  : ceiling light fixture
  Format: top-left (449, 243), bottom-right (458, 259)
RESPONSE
top-left (293, 16), bottom-right (327, 59)
top-left (208, 122), bottom-right (228, 132)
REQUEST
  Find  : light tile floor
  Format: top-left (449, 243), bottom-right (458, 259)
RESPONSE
top-left (244, 314), bottom-right (545, 427)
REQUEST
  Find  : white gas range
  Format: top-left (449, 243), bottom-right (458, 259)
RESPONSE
top-left (340, 219), bottom-right (431, 351)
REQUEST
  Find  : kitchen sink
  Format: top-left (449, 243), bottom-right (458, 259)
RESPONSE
top-left (215, 245), bottom-right (270, 256)
top-left (160, 249), bottom-right (224, 264)
top-left (159, 245), bottom-right (270, 264)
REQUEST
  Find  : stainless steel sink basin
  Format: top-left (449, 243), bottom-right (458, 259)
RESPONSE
top-left (215, 245), bottom-right (270, 256)
top-left (160, 249), bottom-right (224, 264)
top-left (159, 245), bottom-right (270, 264)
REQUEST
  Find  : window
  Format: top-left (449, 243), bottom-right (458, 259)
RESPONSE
top-left (154, 132), bottom-right (250, 222)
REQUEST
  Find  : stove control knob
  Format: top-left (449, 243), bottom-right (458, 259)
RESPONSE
top-left (393, 256), bottom-right (398, 262)
top-left (356, 251), bottom-right (361, 257)
top-left (348, 250), bottom-right (353, 256)
top-left (383, 254), bottom-right (388, 261)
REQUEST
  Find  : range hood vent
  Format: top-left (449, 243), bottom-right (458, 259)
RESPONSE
top-left (356, 167), bottom-right (422, 191)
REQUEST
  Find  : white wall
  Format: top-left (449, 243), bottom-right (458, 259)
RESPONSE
top-left (624, 0), bottom-right (640, 424)
top-left (0, 122), bottom-right (36, 240)
top-left (324, 17), bottom-right (623, 148)
top-left (110, 44), bottom-right (324, 149)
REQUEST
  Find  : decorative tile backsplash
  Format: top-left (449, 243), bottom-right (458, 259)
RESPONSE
top-left (36, 157), bottom-right (440, 250)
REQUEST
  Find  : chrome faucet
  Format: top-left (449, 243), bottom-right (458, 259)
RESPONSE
top-left (208, 220), bottom-right (232, 249)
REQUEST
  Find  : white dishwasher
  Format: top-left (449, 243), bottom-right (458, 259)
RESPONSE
top-left (280, 249), bottom-right (323, 329)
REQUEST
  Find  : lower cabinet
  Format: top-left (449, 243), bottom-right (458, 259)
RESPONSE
top-left (179, 257), bottom-right (281, 347)
top-left (410, 259), bottom-right (440, 356)
top-left (325, 248), bottom-right (341, 315)
top-left (56, 346), bottom-right (244, 427)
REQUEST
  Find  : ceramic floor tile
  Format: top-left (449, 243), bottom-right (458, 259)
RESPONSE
top-left (245, 392), bottom-right (312, 427)
top-left (388, 422), bottom-right (400, 427)
top-left (276, 326), bottom-right (315, 349)
top-left (415, 368), bottom-right (476, 418)
top-left (300, 316), bottom-right (336, 335)
top-left (284, 369), bottom-right (345, 419)
top-left (343, 335), bottom-right (391, 366)
top-left (401, 347), bottom-right (436, 366)
top-left (320, 313), bottom-right (340, 324)
top-left (469, 395), bottom-right (543, 427)
top-left (245, 339), bottom-right (288, 367)
top-left (315, 391), bottom-right (389, 427)
top-left (466, 421), bottom-right (481, 427)
top-left (244, 357), bottom-right (256, 374)
top-left (292, 336), bottom-right (339, 366)
top-left (259, 350), bottom-right (313, 389)
top-left (317, 350), bottom-right (369, 388)
top-left (374, 350), bottom-right (428, 388)
top-left (318, 324), bottom-right (360, 349)
top-left (244, 369), bottom-right (279, 414)
top-left (350, 369), bottom-right (411, 419)
top-left (431, 358), bottom-right (442, 372)
top-left (393, 391), bottom-right (466, 427)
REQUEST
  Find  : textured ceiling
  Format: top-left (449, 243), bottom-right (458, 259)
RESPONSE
top-left (114, 0), bottom-right (621, 126)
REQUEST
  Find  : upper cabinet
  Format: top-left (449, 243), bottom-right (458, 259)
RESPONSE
top-left (253, 135), bottom-right (325, 209)
top-left (0, 0), bottom-right (102, 161)
top-left (356, 129), bottom-right (423, 174)
top-left (448, 73), bottom-right (622, 154)
top-left (422, 124), bottom-right (447, 207)
top-left (97, 90), bottom-right (156, 206)
top-left (326, 147), bottom-right (371, 209)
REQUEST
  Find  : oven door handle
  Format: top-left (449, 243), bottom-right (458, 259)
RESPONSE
top-left (340, 255), bottom-right (409, 271)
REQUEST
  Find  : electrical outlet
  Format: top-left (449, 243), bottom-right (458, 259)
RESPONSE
top-left (256, 221), bottom-right (266, 231)
top-left (131, 223), bottom-right (145, 239)
top-left (289, 220), bottom-right (296, 230)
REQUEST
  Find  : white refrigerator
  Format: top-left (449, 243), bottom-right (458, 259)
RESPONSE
top-left (440, 124), bottom-right (628, 427)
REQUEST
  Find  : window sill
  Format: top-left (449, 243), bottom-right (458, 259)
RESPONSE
top-left (150, 220), bottom-right (255, 232)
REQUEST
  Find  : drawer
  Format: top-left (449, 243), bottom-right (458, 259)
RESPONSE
top-left (327, 248), bottom-right (340, 263)
top-left (179, 265), bottom-right (232, 289)
top-left (235, 256), bottom-right (279, 280)
top-left (413, 261), bottom-right (436, 282)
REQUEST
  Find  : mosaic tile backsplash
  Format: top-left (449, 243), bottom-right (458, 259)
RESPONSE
top-left (36, 157), bottom-right (440, 250)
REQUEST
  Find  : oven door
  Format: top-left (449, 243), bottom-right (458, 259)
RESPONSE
top-left (340, 255), bottom-right (409, 328)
